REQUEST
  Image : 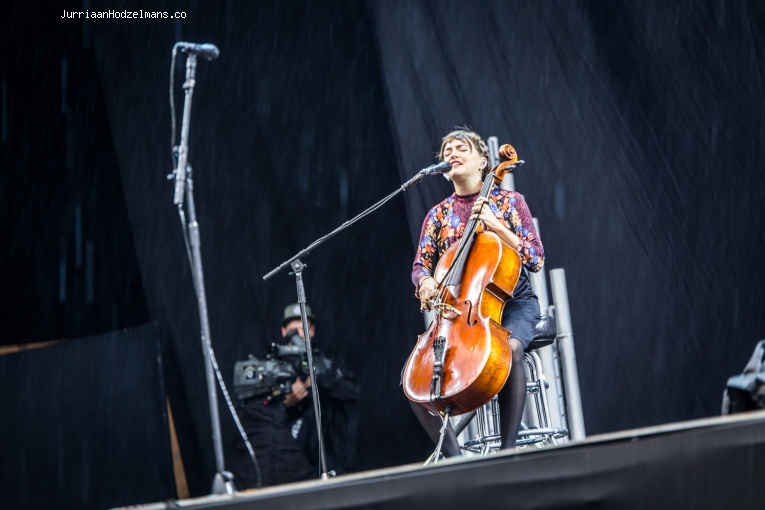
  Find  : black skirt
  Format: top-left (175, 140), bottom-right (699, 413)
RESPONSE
top-left (500, 268), bottom-right (541, 349)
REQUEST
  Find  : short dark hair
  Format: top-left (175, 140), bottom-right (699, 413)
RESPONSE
top-left (438, 127), bottom-right (490, 177)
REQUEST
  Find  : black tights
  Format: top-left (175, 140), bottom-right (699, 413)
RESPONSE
top-left (410, 338), bottom-right (527, 456)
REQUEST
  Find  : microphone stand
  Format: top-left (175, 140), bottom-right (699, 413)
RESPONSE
top-left (263, 164), bottom-right (444, 479)
top-left (170, 50), bottom-right (233, 495)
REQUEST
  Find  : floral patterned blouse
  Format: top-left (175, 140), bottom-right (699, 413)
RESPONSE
top-left (411, 189), bottom-right (544, 295)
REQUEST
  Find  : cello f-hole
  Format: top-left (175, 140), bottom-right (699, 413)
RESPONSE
top-left (465, 300), bottom-right (478, 326)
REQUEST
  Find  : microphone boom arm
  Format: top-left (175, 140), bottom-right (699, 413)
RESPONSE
top-left (263, 163), bottom-right (443, 281)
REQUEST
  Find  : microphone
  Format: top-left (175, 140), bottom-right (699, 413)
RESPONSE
top-left (177, 42), bottom-right (220, 61)
top-left (420, 161), bottom-right (452, 175)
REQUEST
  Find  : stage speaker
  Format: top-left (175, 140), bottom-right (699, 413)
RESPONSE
top-left (722, 339), bottom-right (765, 415)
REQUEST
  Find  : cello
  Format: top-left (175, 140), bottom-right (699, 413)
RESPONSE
top-left (402, 144), bottom-right (522, 416)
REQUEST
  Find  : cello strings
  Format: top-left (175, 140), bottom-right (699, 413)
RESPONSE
top-left (432, 170), bottom-right (496, 307)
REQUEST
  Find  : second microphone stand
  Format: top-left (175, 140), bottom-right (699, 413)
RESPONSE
top-left (170, 48), bottom-right (233, 495)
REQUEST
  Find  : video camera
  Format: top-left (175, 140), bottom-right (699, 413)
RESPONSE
top-left (233, 331), bottom-right (319, 401)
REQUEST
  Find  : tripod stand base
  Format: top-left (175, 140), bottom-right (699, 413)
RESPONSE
top-left (211, 471), bottom-right (236, 495)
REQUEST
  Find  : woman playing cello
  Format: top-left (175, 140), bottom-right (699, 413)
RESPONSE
top-left (410, 127), bottom-right (544, 456)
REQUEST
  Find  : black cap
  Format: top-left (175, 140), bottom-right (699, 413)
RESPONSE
top-left (281, 303), bottom-right (316, 326)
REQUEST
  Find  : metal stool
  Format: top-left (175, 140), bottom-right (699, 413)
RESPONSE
top-left (458, 315), bottom-right (569, 454)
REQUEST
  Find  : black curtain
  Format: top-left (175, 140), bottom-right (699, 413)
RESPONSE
top-left (3, 0), bottom-right (765, 505)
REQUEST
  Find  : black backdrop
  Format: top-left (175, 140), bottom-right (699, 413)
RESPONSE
top-left (2, 0), bottom-right (764, 506)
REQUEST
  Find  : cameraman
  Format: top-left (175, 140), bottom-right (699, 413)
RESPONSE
top-left (230, 304), bottom-right (361, 488)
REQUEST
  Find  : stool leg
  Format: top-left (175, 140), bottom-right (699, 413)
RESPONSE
top-left (475, 404), bottom-right (488, 455)
top-left (531, 352), bottom-right (551, 428)
top-left (523, 353), bottom-right (541, 429)
top-left (525, 351), bottom-right (558, 446)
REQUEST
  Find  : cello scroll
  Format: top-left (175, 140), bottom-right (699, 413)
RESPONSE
top-left (492, 144), bottom-right (522, 186)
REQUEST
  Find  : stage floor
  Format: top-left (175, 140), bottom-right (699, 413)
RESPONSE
top-left (130, 410), bottom-right (765, 510)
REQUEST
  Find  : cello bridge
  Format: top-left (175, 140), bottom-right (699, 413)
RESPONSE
top-left (433, 302), bottom-right (461, 320)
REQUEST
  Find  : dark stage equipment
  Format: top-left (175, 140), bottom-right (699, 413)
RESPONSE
top-left (0, 324), bottom-right (174, 510)
top-left (722, 339), bottom-right (765, 415)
